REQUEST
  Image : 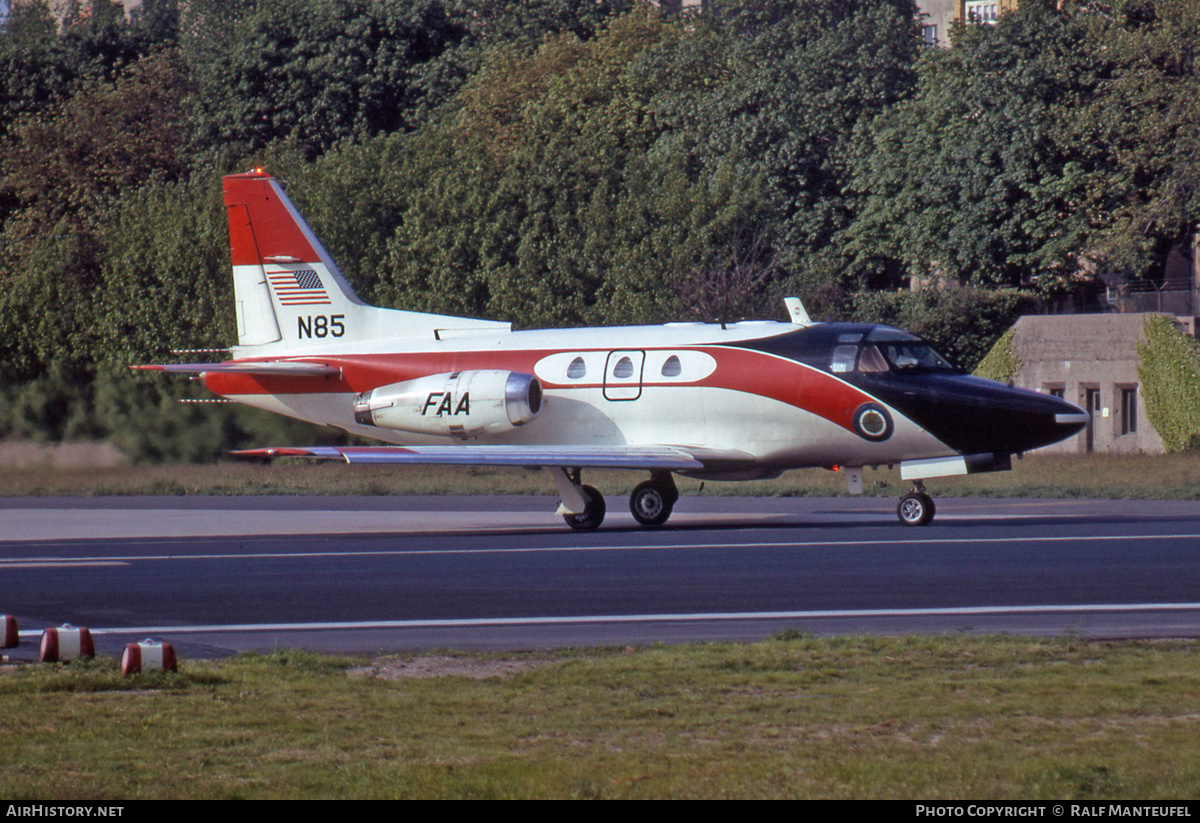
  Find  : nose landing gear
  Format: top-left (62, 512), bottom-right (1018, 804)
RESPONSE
top-left (897, 482), bottom-right (936, 526)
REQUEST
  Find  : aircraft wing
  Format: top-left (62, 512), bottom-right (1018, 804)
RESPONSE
top-left (132, 362), bottom-right (340, 377)
top-left (231, 444), bottom-right (751, 472)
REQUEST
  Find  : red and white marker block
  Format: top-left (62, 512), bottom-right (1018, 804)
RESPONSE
top-left (40, 625), bottom-right (95, 662)
top-left (120, 640), bottom-right (178, 676)
top-left (1, 615), bottom-right (17, 649)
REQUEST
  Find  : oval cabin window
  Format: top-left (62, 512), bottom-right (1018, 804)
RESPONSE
top-left (567, 357), bottom-right (587, 379)
top-left (613, 356), bottom-right (634, 378)
top-left (661, 355), bottom-right (682, 377)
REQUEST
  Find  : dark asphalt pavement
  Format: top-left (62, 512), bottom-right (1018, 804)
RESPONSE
top-left (2, 496), bottom-right (1199, 658)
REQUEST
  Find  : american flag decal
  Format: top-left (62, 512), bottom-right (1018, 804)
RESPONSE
top-left (267, 269), bottom-right (331, 305)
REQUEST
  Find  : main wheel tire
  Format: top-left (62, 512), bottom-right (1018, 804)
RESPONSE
top-left (897, 491), bottom-right (935, 527)
top-left (630, 480), bottom-right (675, 527)
top-left (563, 484), bottom-right (606, 531)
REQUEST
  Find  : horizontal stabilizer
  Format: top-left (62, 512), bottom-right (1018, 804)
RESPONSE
top-left (132, 362), bottom-right (340, 377)
top-left (231, 444), bottom-right (719, 471)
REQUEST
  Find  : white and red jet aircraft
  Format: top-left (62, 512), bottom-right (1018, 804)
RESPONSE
top-left (138, 169), bottom-right (1089, 529)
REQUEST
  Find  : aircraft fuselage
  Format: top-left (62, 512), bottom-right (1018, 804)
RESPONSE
top-left (205, 319), bottom-right (1085, 482)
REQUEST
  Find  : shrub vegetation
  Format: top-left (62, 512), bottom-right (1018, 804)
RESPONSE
top-left (1138, 315), bottom-right (1200, 452)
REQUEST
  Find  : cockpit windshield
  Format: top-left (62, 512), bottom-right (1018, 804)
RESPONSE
top-left (741, 322), bottom-right (960, 375)
top-left (825, 327), bottom-right (959, 374)
top-left (862, 328), bottom-right (957, 372)
top-left (874, 342), bottom-right (956, 371)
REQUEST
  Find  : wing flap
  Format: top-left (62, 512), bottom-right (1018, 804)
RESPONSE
top-left (230, 444), bottom-right (744, 471)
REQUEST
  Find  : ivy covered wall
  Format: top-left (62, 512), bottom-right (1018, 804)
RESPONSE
top-left (1137, 315), bottom-right (1200, 453)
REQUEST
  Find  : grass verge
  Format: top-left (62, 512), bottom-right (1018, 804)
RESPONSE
top-left (2, 637), bottom-right (1199, 799)
top-left (2, 452), bottom-right (1200, 499)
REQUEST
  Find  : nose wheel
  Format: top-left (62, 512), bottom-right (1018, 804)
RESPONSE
top-left (897, 485), bottom-right (936, 527)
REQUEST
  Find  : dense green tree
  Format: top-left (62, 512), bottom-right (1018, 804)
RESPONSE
top-left (453, 0), bottom-right (634, 51)
top-left (91, 178), bottom-right (232, 367)
top-left (362, 10), bottom-right (778, 328)
top-left (183, 0), bottom-right (473, 162)
top-left (847, 2), bottom-right (1100, 289)
top-left (849, 0), bottom-right (1200, 289)
top-left (0, 0), bottom-right (180, 147)
top-left (0, 218), bottom-right (101, 383)
top-left (598, 153), bottom-right (776, 324)
top-left (377, 11), bottom-right (684, 326)
top-left (0, 360), bottom-right (99, 442)
top-left (643, 0), bottom-right (921, 293)
top-left (1068, 0), bottom-right (1200, 279)
top-left (374, 1), bottom-right (920, 327)
top-left (0, 48), bottom-right (191, 236)
top-left (0, 47), bottom-right (193, 390)
top-left (0, 1), bottom-right (61, 154)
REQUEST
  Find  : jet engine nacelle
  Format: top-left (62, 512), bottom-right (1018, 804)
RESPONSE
top-left (353, 370), bottom-right (542, 438)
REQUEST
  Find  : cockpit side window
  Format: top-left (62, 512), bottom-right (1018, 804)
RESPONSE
top-left (858, 345), bottom-right (889, 373)
top-left (830, 345), bottom-right (858, 373)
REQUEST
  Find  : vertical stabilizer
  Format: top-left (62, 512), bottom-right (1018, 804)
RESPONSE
top-left (222, 169), bottom-right (510, 354)
top-left (224, 169), bottom-right (365, 350)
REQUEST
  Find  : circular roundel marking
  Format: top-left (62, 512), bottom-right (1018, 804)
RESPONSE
top-left (852, 402), bottom-right (893, 442)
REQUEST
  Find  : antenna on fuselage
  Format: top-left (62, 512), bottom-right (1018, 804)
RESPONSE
top-left (784, 297), bottom-right (813, 326)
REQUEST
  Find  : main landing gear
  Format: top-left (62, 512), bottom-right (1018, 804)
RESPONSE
top-left (897, 482), bottom-right (936, 527)
top-left (551, 469), bottom-right (679, 531)
top-left (629, 473), bottom-right (679, 527)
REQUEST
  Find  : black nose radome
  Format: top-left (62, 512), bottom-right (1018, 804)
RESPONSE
top-left (854, 373), bottom-right (1088, 455)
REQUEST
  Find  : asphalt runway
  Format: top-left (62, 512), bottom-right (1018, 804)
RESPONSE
top-left (2, 495), bottom-right (1200, 659)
